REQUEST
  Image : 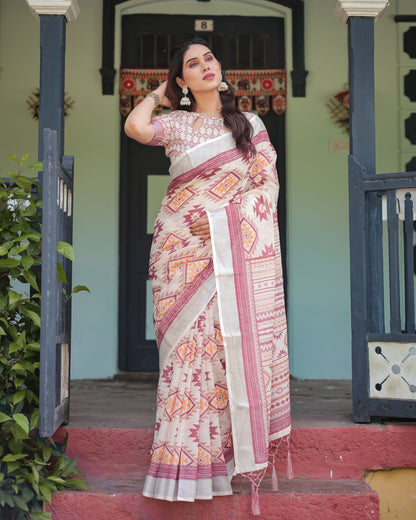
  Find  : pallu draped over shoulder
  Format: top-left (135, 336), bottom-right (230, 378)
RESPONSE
top-left (142, 111), bottom-right (291, 504)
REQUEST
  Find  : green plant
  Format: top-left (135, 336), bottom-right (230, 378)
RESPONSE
top-left (0, 155), bottom-right (86, 520)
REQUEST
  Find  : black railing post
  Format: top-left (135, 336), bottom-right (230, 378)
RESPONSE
top-left (348, 156), bottom-right (371, 422)
top-left (403, 194), bottom-right (415, 333)
top-left (39, 129), bottom-right (60, 437)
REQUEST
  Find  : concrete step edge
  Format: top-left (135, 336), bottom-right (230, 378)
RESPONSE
top-left (56, 425), bottom-right (416, 481)
top-left (62, 476), bottom-right (378, 497)
top-left (45, 477), bottom-right (380, 520)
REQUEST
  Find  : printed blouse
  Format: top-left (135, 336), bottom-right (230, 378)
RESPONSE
top-left (148, 110), bottom-right (255, 162)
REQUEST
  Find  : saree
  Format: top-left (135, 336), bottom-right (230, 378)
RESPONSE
top-left (142, 113), bottom-right (291, 503)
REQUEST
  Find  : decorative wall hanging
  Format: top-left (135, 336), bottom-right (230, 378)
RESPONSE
top-left (327, 87), bottom-right (349, 134)
top-left (26, 88), bottom-right (75, 120)
top-left (119, 69), bottom-right (286, 117)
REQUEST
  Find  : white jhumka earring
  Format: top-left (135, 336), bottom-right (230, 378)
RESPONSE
top-left (180, 86), bottom-right (191, 106)
top-left (218, 81), bottom-right (228, 92)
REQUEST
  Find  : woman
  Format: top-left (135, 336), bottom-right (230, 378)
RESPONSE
top-left (125, 38), bottom-right (291, 512)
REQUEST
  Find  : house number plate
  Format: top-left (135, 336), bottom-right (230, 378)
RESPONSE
top-left (195, 20), bottom-right (214, 32)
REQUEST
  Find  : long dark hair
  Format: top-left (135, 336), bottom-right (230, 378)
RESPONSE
top-left (165, 38), bottom-right (256, 157)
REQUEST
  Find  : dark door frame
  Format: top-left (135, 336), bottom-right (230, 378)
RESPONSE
top-left (118, 13), bottom-right (287, 372)
top-left (100, 0), bottom-right (307, 96)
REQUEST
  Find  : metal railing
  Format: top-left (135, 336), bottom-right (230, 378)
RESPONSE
top-left (39, 128), bottom-right (74, 437)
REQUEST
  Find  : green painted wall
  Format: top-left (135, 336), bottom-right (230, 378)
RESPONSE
top-left (0, 0), bottom-right (408, 380)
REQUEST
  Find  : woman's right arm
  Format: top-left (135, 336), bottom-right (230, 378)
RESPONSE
top-left (124, 81), bottom-right (170, 144)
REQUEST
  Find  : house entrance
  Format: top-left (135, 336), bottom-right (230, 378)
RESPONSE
top-left (118, 14), bottom-right (286, 371)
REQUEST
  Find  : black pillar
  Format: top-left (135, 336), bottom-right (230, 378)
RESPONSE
top-left (38, 15), bottom-right (66, 166)
top-left (348, 17), bottom-right (383, 422)
top-left (348, 17), bottom-right (376, 174)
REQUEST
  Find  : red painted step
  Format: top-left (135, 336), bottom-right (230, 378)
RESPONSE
top-left (47, 424), bottom-right (416, 519)
top-left (45, 477), bottom-right (379, 520)
top-left (55, 424), bottom-right (416, 480)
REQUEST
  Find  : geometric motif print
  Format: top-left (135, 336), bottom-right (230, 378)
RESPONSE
top-left (203, 338), bottom-right (218, 360)
top-left (183, 205), bottom-right (206, 226)
top-left (161, 233), bottom-right (185, 252)
top-left (165, 390), bottom-right (197, 420)
top-left (250, 256), bottom-right (277, 353)
top-left (250, 256), bottom-right (276, 312)
top-left (165, 391), bottom-right (184, 420)
top-left (253, 194), bottom-right (273, 222)
top-left (249, 152), bottom-right (269, 179)
top-left (151, 444), bottom-right (179, 466)
top-left (198, 385), bottom-right (229, 415)
top-left (166, 256), bottom-right (210, 284)
top-left (167, 256), bottom-right (193, 281)
top-left (262, 367), bottom-right (271, 390)
top-left (155, 295), bottom-right (176, 321)
top-left (198, 445), bottom-right (212, 466)
top-left (213, 384), bottom-right (229, 410)
top-left (176, 340), bottom-right (197, 364)
top-left (185, 258), bottom-right (210, 284)
top-left (167, 187), bottom-right (195, 212)
top-left (240, 217), bottom-right (257, 254)
top-left (214, 326), bottom-right (223, 345)
top-left (208, 172), bottom-right (239, 199)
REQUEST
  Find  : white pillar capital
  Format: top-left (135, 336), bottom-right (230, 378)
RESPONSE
top-left (25, 0), bottom-right (80, 22)
top-left (335, 0), bottom-right (389, 23)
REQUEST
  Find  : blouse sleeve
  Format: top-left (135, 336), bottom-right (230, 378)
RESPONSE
top-left (146, 112), bottom-right (175, 148)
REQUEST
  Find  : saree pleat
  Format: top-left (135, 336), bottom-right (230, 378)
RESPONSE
top-left (143, 296), bottom-right (234, 501)
top-left (142, 113), bottom-right (290, 502)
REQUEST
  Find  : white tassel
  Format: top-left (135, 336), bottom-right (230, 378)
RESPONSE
top-left (272, 464), bottom-right (278, 491)
top-left (287, 438), bottom-right (294, 480)
top-left (251, 482), bottom-right (261, 515)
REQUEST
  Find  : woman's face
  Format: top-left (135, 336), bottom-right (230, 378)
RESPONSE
top-left (177, 44), bottom-right (222, 94)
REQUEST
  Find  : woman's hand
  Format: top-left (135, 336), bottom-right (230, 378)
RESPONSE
top-left (190, 214), bottom-right (210, 241)
top-left (154, 81), bottom-right (171, 108)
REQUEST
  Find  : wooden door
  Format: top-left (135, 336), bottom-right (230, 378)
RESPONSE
top-left (119, 14), bottom-right (286, 371)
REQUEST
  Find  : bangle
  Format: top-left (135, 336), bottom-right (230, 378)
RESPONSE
top-left (147, 92), bottom-right (160, 107)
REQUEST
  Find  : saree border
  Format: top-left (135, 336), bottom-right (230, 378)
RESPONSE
top-left (225, 204), bottom-right (269, 463)
top-left (207, 205), bottom-right (268, 475)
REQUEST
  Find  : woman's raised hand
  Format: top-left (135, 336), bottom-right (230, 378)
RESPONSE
top-left (155, 81), bottom-right (171, 108)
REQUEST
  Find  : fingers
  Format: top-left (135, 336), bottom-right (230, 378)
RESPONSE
top-left (155, 82), bottom-right (171, 107)
top-left (156, 81), bottom-right (167, 95)
top-left (190, 215), bottom-right (210, 240)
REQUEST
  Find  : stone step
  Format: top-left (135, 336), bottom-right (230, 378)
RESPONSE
top-left (45, 477), bottom-right (379, 520)
top-left (55, 424), bottom-right (416, 481)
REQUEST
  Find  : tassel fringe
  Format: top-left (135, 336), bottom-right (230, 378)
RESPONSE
top-left (271, 464), bottom-right (278, 491)
top-left (269, 439), bottom-right (282, 492)
top-left (241, 435), bottom-right (292, 514)
top-left (286, 437), bottom-right (294, 480)
top-left (251, 482), bottom-right (261, 515)
top-left (242, 468), bottom-right (267, 516)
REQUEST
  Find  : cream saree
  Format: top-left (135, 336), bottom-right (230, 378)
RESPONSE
top-left (142, 115), bottom-right (290, 503)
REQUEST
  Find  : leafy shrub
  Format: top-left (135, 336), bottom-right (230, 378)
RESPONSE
top-left (0, 155), bottom-right (86, 520)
